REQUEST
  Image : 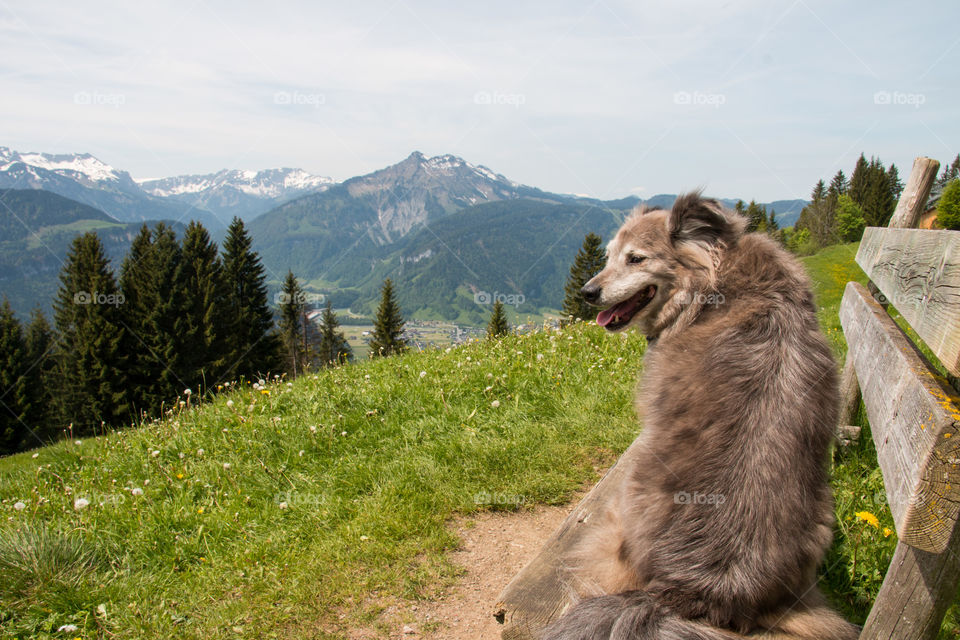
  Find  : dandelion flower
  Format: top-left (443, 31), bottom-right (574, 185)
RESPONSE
top-left (184, 388), bottom-right (192, 396)
top-left (31, 453), bottom-right (39, 459)
top-left (197, 507), bottom-right (205, 514)
top-left (491, 400), bottom-right (500, 408)
top-left (13, 501), bottom-right (25, 511)
top-left (176, 473), bottom-right (184, 479)
top-left (75, 440), bottom-right (82, 445)
top-left (226, 400), bottom-right (235, 408)
top-left (73, 497), bottom-right (90, 510)
top-left (341, 431), bottom-right (347, 436)
top-left (883, 527), bottom-right (893, 537)
top-left (854, 511), bottom-right (880, 528)
top-left (131, 488), bottom-right (143, 496)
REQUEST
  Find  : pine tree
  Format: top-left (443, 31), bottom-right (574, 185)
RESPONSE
top-left (278, 270), bottom-right (307, 376)
top-left (828, 170), bottom-right (848, 197)
top-left (745, 200), bottom-right (767, 232)
top-left (767, 208), bottom-right (779, 232)
top-left (797, 180), bottom-right (835, 247)
top-left (177, 221), bottom-right (229, 392)
top-left (368, 278), bottom-right (407, 357)
top-left (561, 233), bottom-right (605, 322)
top-left (119, 225), bottom-right (158, 414)
top-left (317, 300), bottom-right (352, 366)
top-left (886, 164), bottom-right (903, 202)
top-left (221, 217), bottom-right (281, 379)
top-left (487, 300), bottom-right (510, 338)
top-left (862, 159), bottom-right (894, 227)
top-left (0, 300), bottom-right (31, 454)
top-left (24, 308), bottom-right (57, 441)
top-left (53, 232), bottom-right (130, 435)
top-left (849, 154), bottom-right (870, 206)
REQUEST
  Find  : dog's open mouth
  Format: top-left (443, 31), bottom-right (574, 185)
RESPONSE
top-left (596, 285), bottom-right (657, 330)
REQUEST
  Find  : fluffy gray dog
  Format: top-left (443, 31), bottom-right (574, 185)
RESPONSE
top-left (543, 193), bottom-right (857, 640)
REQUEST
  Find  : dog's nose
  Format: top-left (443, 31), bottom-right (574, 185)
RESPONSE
top-left (581, 282), bottom-right (601, 305)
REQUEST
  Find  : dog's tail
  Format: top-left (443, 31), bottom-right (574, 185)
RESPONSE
top-left (540, 590), bottom-right (859, 640)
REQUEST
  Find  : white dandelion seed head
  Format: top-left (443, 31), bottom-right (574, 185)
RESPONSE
top-left (491, 400), bottom-right (500, 408)
top-left (13, 501), bottom-right (25, 511)
top-left (184, 388), bottom-right (192, 396)
top-left (223, 463), bottom-right (232, 470)
top-left (197, 448), bottom-right (204, 456)
top-left (58, 624), bottom-right (79, 633)
top-left (309, 425), bottom-right (317, 433)
top-left (226, 400), bottom-right (235, 408)
top-left (151, 450), bottom-right (160, 457)
top-left (419, 371), bottom-right (427, 378)
top-left (31, 453), bottom-right (39, 459)
top-left (73, 497), bottom-right (90, 510)
top-left (131, 488), bottom-right (143, 496)
top-left (279, 502), bottom-right (288, 509)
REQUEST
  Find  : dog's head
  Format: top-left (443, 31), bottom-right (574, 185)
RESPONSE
top-left (582, 191), bottom-right (745, 337)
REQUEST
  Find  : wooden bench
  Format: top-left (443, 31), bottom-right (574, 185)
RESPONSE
top-left (494, 157), bottom-right (960, 640)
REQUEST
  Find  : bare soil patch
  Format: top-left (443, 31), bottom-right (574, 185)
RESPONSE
top-left (358, 501), bottom-right (575, 640)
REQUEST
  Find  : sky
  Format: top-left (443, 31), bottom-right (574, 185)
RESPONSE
top-left (1, 0), bottom-right (957, 202)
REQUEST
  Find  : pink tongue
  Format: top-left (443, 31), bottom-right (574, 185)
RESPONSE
top-left (597, 299), bottom-right (637, 327)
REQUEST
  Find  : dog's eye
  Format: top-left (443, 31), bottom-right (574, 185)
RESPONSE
top-left (627, 254), bottom-right (646, 265)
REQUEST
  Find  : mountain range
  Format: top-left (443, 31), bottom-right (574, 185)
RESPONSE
top-left (0, 146), bottom-right (808, 322)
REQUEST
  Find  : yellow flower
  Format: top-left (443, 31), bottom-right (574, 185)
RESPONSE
top-left (261, 390), bottom-right (270, 396)
top-left (176, 473), bottom-right (184, 479)
top-left (883, 527), bottom-right (893, 538)
top-left (855, 511), bottom-right (880, 528)
top-left (197, 507), bottom-right (205, 514)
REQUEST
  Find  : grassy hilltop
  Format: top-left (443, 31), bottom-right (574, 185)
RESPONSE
top-left (1, 241), bottom-right (958, 638)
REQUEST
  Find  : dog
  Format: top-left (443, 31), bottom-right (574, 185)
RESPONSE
top-left (542, 192), bottom-right (857, 640)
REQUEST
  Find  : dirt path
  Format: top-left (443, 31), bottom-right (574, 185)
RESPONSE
top-left (364, 501), bottom-right (576, 640)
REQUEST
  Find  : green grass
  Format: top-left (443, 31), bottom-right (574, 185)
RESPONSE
top-left (0, 326), bottom-right (645, 638)
top-left (2, 240), bottom-right (958, 638)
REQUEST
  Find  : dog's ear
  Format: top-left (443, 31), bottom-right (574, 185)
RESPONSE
top-left (668, 191), bottom-right (741, 246)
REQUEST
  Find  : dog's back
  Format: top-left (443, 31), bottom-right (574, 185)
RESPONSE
top-left (544, 195), bottom-right (857, 640)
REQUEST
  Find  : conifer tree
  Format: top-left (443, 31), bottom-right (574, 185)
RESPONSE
top-left (849, 153), bottom-right (870, 206)
top-left (278, 270), bottom-right (307, 376)
top-left (221, 217), bottom-right (280, 379)
top-left (368, 278), bottom-right (407, 357)
top-left (797, 180), bottom-right (834, 247)
top-left (0, 300), bottom-right (31, 455)
top-left (24, 308), bottom-right (57, 440)
top-left (561, 233), bottom-right (605, 322)
top-left (745, 200), bottom-right (767, 232)
top-left (767, 208), bottom-right (779, 232)
top-left (53, 232), bottom-right (130, 434)
top-left (178, 221), bottom-right (228, 390)
top-left (887, 164), bottom-right (903, 202)
top-left (317, 300), bottom-right (352, 366)
top-left (828, 170), bottom-right (848, 197)
top-left (487, 300), bottom-right (510, 338)
top-left (119, 224), bottom-right (158, 414)
top-left (862, 159), bottom-right (894, 227)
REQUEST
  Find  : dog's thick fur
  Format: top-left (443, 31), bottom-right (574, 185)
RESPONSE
top-left (542, 193), bottom-right (857, 640)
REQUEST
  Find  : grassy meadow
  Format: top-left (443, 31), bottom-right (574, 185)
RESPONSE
top-left (1, 240), bottom-right (958, 638)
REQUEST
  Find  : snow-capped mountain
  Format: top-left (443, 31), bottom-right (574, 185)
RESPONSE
top-left (0, 146), bottom-right (218, 227)
top-left (138, 168), bottom-right (335, 222)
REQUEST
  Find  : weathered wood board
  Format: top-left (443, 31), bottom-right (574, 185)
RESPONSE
top-left (856, 227), bottom-right (960, 377)
top-left (861, 532), bottom-right (960, 640)
top-left (494, 435), bottom-right (648, 639)
top-left (839, 281), bottom-right (960, 553)
top-left (888, 157), bottom-right (940, 229)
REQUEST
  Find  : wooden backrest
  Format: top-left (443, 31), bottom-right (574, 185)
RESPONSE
top-left (838, 157), bottom-right (960, 639)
